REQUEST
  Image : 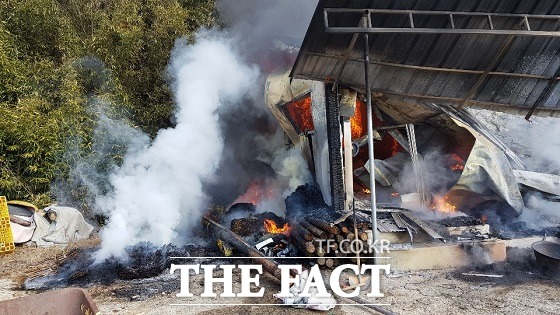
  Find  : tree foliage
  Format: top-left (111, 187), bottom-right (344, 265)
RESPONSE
top-left (0, 0), bottom-right (218, 206)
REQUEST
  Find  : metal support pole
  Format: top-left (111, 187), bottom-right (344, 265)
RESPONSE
top-left (343, 118), bottom-right (354, 211)
top-left (363, 29), bottom-right (378, 263)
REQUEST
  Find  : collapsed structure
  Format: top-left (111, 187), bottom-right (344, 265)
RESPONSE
top-left (263, 0), bottom-right (560, 268)
top-left (4, 4), bottom-right (560, 312)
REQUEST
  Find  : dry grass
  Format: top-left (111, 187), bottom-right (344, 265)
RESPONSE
top-left (0, 238), bottom-right (100, 288)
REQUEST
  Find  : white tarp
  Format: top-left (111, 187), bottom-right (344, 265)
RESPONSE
top-left (10, 215), bottom-right (36, 244)
top-left (451, 140), bottom-right (525, 214)
top-left (513, 170), bottom-right (560, 196)
top-left (31, 205), bottom-right (93, 246)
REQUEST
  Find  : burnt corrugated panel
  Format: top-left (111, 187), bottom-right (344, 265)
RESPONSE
top-left (545, 85), bottom-right (560, 108)
top-left (291, 0), bottom-right (560, 116)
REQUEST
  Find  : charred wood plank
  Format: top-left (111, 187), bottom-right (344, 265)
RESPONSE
top-left (326, 84), bottom-right (345, 212)
top-left (204, 216), bottom-right (396, 314)
top-left (306, 217), bottom-right (340, 235)
top-left (300, 220), bottom-right (328, 239)
top-left (203, 215), bottom-right (294, 280)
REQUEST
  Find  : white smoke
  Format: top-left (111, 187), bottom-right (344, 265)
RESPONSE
top-left (467, 108), bottom-right (560, 231)
top-left (227, 127), bottom-right (313, 215)
top-left (467, 108), bottom-right (560, 174)
top-left (520, 192), bottom-right (560, 230)
top-left (271, 147), bottom-right (313, 193)
top-left (253, 131), bottom-right (313, 214)
top-left (529, 123), bottom-right (560, 173)
top-left (394, 148), bottom-right (459, 197)
top-left (95, 31), bottom-right (259, 260)
top-left (84, 1), bottom-right (318, 259)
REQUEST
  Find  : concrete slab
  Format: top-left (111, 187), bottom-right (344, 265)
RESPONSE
top-left (378, 239), bottom-right (507, 271)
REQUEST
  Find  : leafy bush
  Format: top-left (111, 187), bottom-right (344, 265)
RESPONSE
top-left (0, 0), bottom-right (218, 207)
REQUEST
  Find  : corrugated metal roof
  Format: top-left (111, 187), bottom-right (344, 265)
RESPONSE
top-left (291, 0), bottom-right (560, 118)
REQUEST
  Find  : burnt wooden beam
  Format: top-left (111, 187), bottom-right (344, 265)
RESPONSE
top-left (203, 215), bottom-right (291, 280)
top-left (306, 217), bottom-right (340, 235)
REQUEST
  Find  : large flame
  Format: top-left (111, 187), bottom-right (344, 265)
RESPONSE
top-left (263, 219), bottom-right (291, 235)
top-left (284, 96), bottom-right (314, 133)
top-left (431, 195), bottom-right (457, 213)
top-left (350, 99), bottom-right (366, 139)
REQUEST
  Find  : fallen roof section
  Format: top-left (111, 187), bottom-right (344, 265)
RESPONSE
top-left (291, 0), bottom-right (560, 119)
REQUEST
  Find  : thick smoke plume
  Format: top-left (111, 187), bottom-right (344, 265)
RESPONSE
top-left (95, 33), bottom-right (259, 259)
top-left (203, 0), bottom-right (318, 206)
top-left (218, 0), bottom-right (317, 55)
top-left (88, 1), bottom-right (318, 259)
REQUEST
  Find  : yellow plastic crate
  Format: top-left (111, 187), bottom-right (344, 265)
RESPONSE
top-left (0, 196), bottom-right (15, 254)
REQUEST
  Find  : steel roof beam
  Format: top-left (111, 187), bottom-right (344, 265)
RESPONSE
top-left (325, 8), bottom-right (560, 20)
top-left (373, 89), bottom-right (560, 113)
top-left (325, 28), bottom-right (560, 37)
top-left (303, 51), bottom-right (560, 81)
top-left (324, 9), bottom-right (560, 37)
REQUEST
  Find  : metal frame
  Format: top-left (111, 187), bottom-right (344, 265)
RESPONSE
top-left (319, 8), bottom-right (560, 257)
top-left (321, 8), bottom-right (560, 119)
top-left (324, 9), bottom-right (560, 37)
top-left (361, 16), bottom-right (378, 262)
top-left (303, 51), bottom-right (560, 82)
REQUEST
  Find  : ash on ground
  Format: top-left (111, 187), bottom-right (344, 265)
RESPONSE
top-left (23, 243), bottom-right (220, 292)
top-left (451, 247), bottom-right (560, 285)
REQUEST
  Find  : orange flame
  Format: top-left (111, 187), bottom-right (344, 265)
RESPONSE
top-left (363, 188), bottom-right (371, 194)
top-left (284, 96), bottom-right (314, 133)
top-left (451, 164), bottom-right (464, 171)
top-left (263, 219), bottom-right (290, 235)
top-left (431, 195), bottom-right (457, 213)
top-left (233, 181), bottom-right (275, 206)
top-left (389, 138), bottom-right (399, 157)
top-left (391, 192), bottom-right (399, 197)
top-left (350, 99), bottom-right (366, 139)
top-left (450, 154), bottom-right (465, 171)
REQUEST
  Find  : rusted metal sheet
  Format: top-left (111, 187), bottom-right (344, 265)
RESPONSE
top-left (0, 288), bottom-right (99, 315)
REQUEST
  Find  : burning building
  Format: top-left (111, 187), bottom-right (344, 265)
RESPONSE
top-left (8, 3), bottom-right (560, 312)
top-left (263, 0), bottom-right (560, 268)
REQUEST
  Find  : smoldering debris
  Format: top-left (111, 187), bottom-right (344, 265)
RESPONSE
top-left (111, 273), bottom-right (183, 301)
top-left (23, 243), bottom-right (219, 291)
top-left (51, 0), bottom-right (318, 262)
top-left (285, 184), bottom-right (328, 218)
top-left (464, 198), bottom-right (560, 239)
top-left (452, 247), bottom-right (560, 285)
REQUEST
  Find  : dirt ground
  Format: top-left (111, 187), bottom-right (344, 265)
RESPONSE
top-left (0, 243), bottom-right (559, 315)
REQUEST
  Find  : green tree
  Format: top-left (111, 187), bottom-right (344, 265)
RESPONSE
top-left (0, 0), bottom-right (218, 206)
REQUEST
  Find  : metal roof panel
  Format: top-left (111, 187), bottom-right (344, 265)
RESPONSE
top-left (291, 0), bottom-right (560, 118)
